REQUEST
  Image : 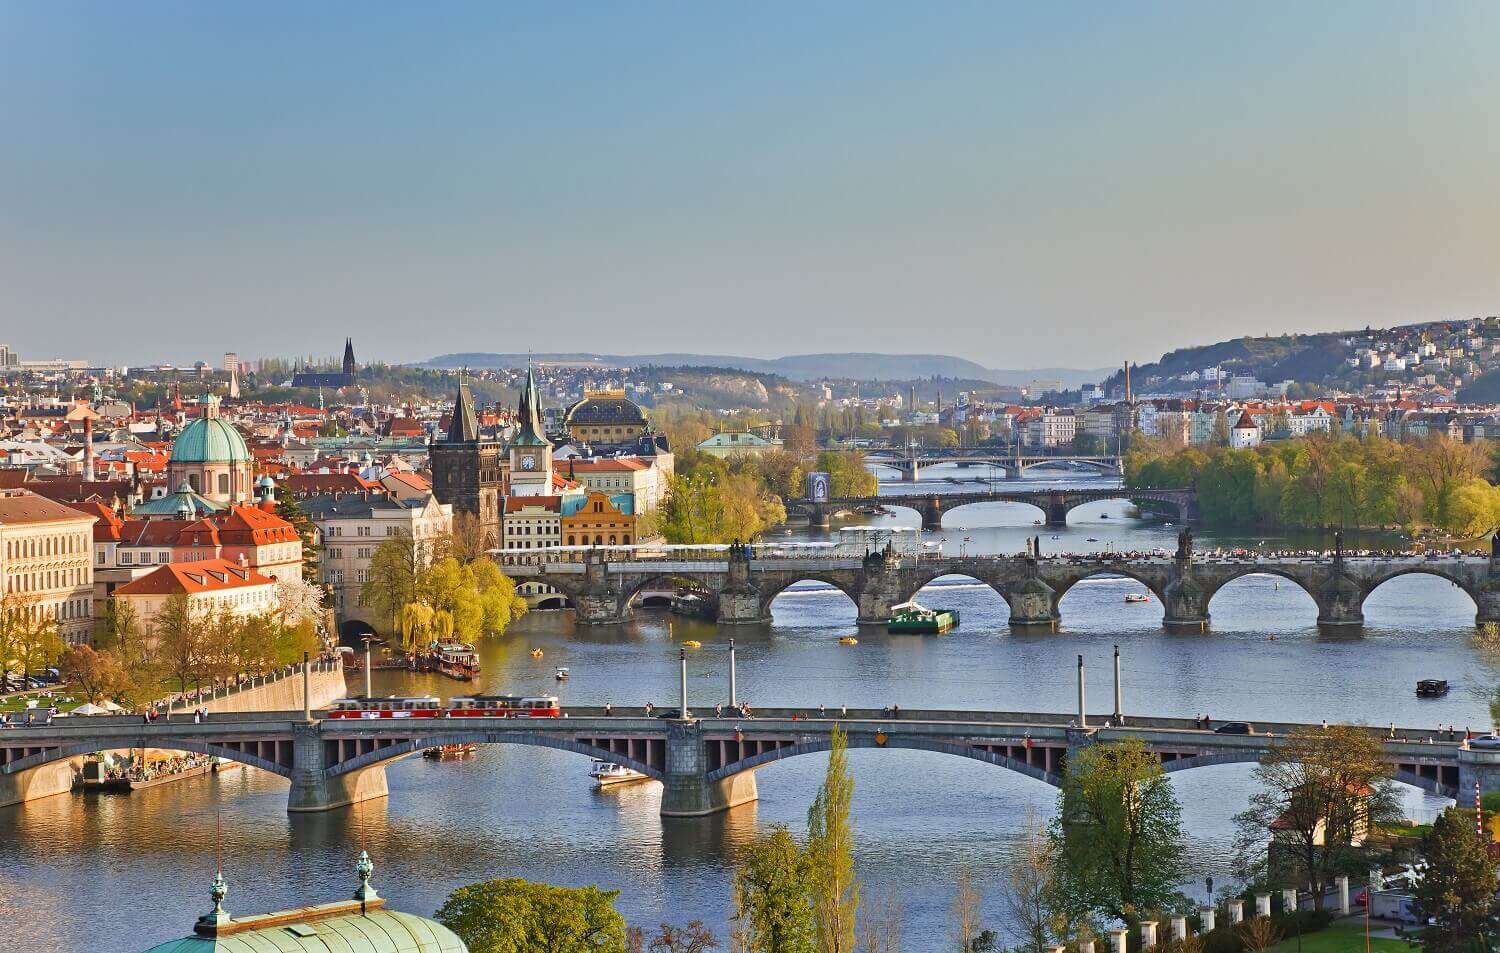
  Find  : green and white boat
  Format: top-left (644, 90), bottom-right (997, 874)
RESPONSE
top-left (887, 603), bottom-right (960, 634)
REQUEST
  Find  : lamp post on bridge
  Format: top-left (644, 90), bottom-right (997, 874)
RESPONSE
top-left (679, 648), bottom-right (691, 720)
top-left (1113, 645), bottom-right (1123, 724)
top-left (728, 638), bottom-right (737, 708)
top-left (361, 636), bottom-right (373, 699)
top-left (302, 651), bottom-right (311, 722)
top-left (1077, 654), bottom-right (1087, 729)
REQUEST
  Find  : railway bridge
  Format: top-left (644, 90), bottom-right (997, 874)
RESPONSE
top-left (786, 486), bottom-right (1197, 528)
top-left (505, 544), bottom-right (1500, 629)
top-left (1, 704), bottom-right (1484, 816)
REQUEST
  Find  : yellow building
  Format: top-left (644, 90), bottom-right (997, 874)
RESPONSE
top-left (0, 489), bottom-right (97, 645)
top-left (562, 491), bottom-right (636, 547)
top-left (563, 389), bottom-right (648, 444)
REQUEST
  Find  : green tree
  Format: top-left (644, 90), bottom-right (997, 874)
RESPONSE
top-left (1232, 725), bottom-right (1401, 909)
top-left (808, 725), bottom-right (859, 953)
top-left (434, 877), bottom-right (627, 953)
top-left (0, 592), bottom-right (65, 677)
top-left (731, 824), bottom-right (818, 953)
top-left (153, 594), bottom-right (207, 692)
top-left (1052, 737), bottom-right (1186, 931)
top-left (1413, 807), bottom-right (1499, 950)
top-left (58, 644), bottom-right (128, 703)
top-left (362, 534), bottom-right (428, 628)
top-left (274, 483), bottom-right (321, 584)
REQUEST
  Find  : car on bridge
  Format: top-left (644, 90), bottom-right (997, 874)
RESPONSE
top-left (1213, 722), bottom-right (1254, 735)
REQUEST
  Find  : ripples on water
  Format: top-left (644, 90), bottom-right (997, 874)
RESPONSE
top-left (2, 469), bottom-right (1492, 950)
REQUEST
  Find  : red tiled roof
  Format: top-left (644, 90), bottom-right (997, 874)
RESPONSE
top-left (505, 495), bottom-right (561, 513)
top-left (0, 489), bottom-right (101, 527)
top-left (66, 500), bottom-right (123, 541)
top-left (113, 558), bottom-right (275, 596)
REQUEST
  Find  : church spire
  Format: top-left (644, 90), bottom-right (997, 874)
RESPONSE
top-left (342, 338), bottom-right (356, 378)
top-left (447, 381), bottom-right (480, 442)
top-left (512, 362), bottom-right (550, 447)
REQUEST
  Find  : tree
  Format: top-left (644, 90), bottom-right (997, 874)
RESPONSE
top-left (731, 825), bottom-right (817, 953)
top-left (276, 575), bottom-right (327, 629)
top-left (646, 922), bottom-right (719, 953)
top-left (1235, 916), bottom-right (1280, 951)
top-left (447, 511), bottom-right (496, 563)
top-left (1052, 737), bottom-right (1186, 930)
top-left (999, 810), bottom-right (1060, 953)
top-left (434, 877), bottom-right (627, 953)
top-left (1233, 725), bottom-right (1400, 909)
top-left (274, 484), bottom-right (320, 584)
top-left (807, 725), bottom-right (859, 953)
top-left (950, 870), bottom-right (986, 953)
top-left (1413, 807), bottom-right (1499, 949)
top-left (362, 534), bottom-right (427, 628)
top-left (0, 592), bottom-right (66, 677)
top-left (856, 890), bottom-right (901, 953)
top-left (153, 594), bottom-right (207, 692)
top-left (58, 644), bottom-right (127, 703)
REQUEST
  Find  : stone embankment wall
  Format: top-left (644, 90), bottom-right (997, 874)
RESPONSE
top-left (0, 664), bottom-right (347, 809)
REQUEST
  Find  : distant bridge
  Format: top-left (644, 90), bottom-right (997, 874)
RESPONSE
top-left (2, 705), bottom-right (1483, 816)
top-left (502, 546), bottom-right (1500, 629)
top-left (787, 486), bottom-right (1197, 529)
top-left (860, 447), bottom-right (1123, 482)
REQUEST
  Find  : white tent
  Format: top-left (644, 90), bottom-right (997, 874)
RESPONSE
top-left (70, 700), bottom-right (124, 715)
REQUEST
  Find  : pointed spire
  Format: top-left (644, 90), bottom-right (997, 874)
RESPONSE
top-left (447, 382), bottom-right (480, 442)
top-left (512, 362), bottom-right (550, 447)
top-left (194, 870), bottom-right (231, 933)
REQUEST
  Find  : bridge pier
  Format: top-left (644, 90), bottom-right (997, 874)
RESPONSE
top-left (286, 723), bottom-right (389, 813)
top-left (0, 757), bottom-right (78, 809)
top-left (1162, 570), bottom-right (1210, 630)
top-left (918, 498), bottom-right (944, 530)
top-left (1313, 568), bottom-right (1365, 627)
top-left (659, 720), bottom-right (758, 817)
top-left (1044, 496), bottom-right (1069, 527)
top-left (1476, 586), bottom-right (1500, 629)
top-left (1005, 575), bottom-right (1060, 628)
top-left (575, 550), bottom-right (628, 626)
top-left (719, 549), bottom-right (771, 624)
top-left (1459, 745), bottom-right (1500, 799)
top-left (805, 502), bottom-right (831, 529)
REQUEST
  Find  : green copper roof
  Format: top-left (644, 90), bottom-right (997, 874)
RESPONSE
top-left (170, 416), bottom-right (251, 464)
top-left (512, 365), bottom-right (550, 447)
top-left (129, 481), bottom-right (225, 516)
top-left (142, 909), bottom-right (467, 953)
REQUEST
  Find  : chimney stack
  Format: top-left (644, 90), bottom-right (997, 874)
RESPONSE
top-left (82, 415), bottom-right (95, 483)
top-left (1124, 362), bottom-right (1133, 404)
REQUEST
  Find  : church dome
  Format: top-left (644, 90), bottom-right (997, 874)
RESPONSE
top-left (564, 391), bottom-right (646, 428)
top-left (170, 416), bottom-right (250, 465)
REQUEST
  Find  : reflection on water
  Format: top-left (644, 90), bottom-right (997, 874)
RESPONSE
top-left (1, 470), bottom-right (1489, 950)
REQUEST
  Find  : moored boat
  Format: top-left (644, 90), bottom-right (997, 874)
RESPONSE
top-left (423, 743), bottom-right (478, 760)
top-left (887, 603), bottom-right (960, 634)
top-left (589, 759), bottom-right (648, 787)
top-left (431, 642), bottom-right (480, 681)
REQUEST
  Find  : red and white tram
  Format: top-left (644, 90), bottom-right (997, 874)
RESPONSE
top-left (324, 694), bottom-right (562, 719)
top-left (326, 696), bottom-right (443, 718)
top-left (448, 694), bottom-right (562, 718)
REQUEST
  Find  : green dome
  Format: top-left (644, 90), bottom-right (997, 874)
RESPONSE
top-left (143, 909), bottom-right (467, 952)
top-left (170, 417), bottom-right (250, 465)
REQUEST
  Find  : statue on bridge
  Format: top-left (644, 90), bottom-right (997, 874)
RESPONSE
top-left (1175, 526), bottom-right (1194, 560)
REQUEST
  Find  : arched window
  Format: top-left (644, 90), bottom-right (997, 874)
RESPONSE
top-left (219, 473), bottom-right (230, 496)
top-left (188, 473), bottom-right (201, 492)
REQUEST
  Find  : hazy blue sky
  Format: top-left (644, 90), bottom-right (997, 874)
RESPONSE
top-left (4, 2), bottom-right (1500, 369)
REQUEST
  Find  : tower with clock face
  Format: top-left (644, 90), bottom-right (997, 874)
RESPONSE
top-left (508, 364), bottom-right (554, 496)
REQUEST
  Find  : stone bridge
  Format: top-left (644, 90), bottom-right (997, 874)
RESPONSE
top-left (862, 448), bottom-right (1123, 482)
top-left (507, 546), bottom-right (1500, 629)
top-left (1, 706), bottom-right (1482, 816)
top-left (787, 486), bottom-right (1197, 528)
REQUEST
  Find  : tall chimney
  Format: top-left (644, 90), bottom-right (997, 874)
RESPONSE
top-left (83, 415), bottom-right (95, 482)
top-left (1124, 362), bottom-right (1133, 404)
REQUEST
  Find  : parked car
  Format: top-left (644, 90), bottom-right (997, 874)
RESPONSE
top-left (1214, 722), bottom-right (1255, 735)
top-left (1469, 735), bottom-right (1500, 750)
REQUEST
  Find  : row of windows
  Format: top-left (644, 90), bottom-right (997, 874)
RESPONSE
top-left (5, 533), bottom-right (89, 559)
top-left (567, 535), bottom-right (630, 546)
top-left (5, 566), bottom-right (88, 593)
top-left (323, 524), bottom-right (407, 538)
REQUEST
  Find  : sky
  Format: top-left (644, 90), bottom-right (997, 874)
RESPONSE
top-left (3, 2), bottom-right (1500, 370)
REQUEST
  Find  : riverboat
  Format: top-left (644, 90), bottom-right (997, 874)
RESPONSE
top-left (423, 743), bottom-right (478, 760)
top-left (589, 759), bottom-right (648, 787)
top-left (1124, 593), bottom-right (1150, 604)
top-left (888, 604), bottom-right (960, 634)
top-left (1416, 679), bottom-right (1450, 698)
top-left (431, 642), bottom-right (480, 681)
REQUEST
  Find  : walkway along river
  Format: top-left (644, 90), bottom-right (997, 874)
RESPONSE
top-left (2, 471), bottom-right (1497, 950)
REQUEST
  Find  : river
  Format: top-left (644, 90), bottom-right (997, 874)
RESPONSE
top-left (2, 465), bottom-right (1495, 950)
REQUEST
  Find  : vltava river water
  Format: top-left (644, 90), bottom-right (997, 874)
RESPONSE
top-left (2, 466), bottom-right (1494, 950)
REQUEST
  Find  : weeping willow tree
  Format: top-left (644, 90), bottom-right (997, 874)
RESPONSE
top-left (396, 602), bottom-right (434, 655)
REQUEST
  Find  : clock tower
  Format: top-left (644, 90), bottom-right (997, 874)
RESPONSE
top-left (508, 363), bottom-right (553, 496)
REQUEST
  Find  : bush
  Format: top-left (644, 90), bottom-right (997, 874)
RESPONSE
top-left (1272, 908), bottom-right (1334, 937)
top-left (1200, 927), bottom-right (1244, 953)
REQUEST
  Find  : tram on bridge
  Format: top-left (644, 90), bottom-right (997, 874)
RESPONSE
top-left (326, 694), bottom-right (563, 719)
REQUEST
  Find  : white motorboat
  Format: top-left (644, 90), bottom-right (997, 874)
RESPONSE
top-left (589, 759), bottom-right (647, 787)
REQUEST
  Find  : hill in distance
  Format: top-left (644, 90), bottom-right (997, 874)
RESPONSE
top-left (422, 351), bottom-right (1111, 388)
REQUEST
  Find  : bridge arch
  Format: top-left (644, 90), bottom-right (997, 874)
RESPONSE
top-left (759, 575), bottom-right (862, 620)
top-left (1, 738), bottom-right (294, 780)
top-left (933, 497), bottom-right (1047, 526)
top-left (1361, 566), bottom-right (1479, 610)
top-left (1157, 750), bottom-right (1456, 798)
top-left (617, 573), bottom-right (718, 616)
top-left (705, 734), bottom-right (1061, 788)
top-left (1051, 566), bottom-right (1170, 609)
top-left (324, 732), bottom-right (666, 783)
top-left (1201, 566), bottom-right (1322, 618)
top-left (899, 570), bottom-right (1010, 616)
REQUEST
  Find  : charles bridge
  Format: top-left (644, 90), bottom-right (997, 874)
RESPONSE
top-left (786, 486), bottom-right (1198, 528)
top-left (504, 542), bottom-right (1500, 629)
top-left (1, 701), bottom-right (1485, 815)
top-left (860, 446), bottom-right (1124, 482)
